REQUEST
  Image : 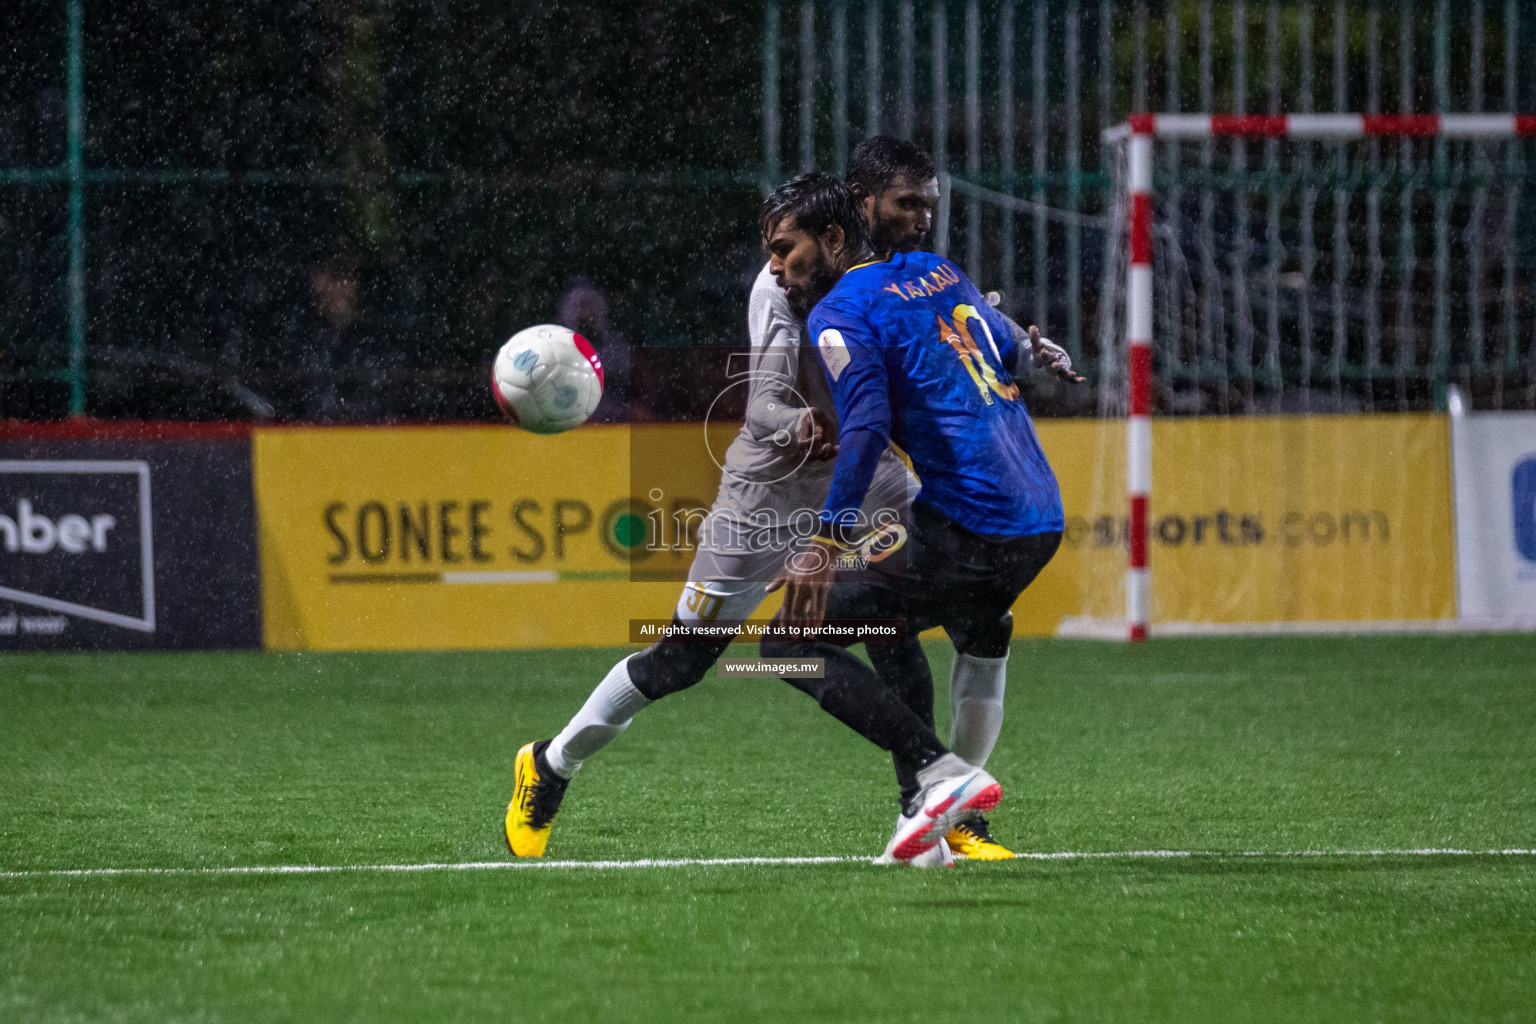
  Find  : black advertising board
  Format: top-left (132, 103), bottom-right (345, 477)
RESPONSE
top-left (0, 424), bottom-right (261, 651)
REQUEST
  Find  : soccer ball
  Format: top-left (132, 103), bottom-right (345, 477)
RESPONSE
top-left (491, 324), bottom-right (605, 434)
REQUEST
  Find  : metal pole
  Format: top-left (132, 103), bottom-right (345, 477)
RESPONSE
top-left (965, 0), bottom-right (980, 278)
top-left (1161, 3), bottom-right (1180, 395)
top-left (1299, 1), bottom-right (1313, 112)
top-left (1469, 0), bottom-right (1486, 372)
top-left (932, 0), bottom-right (948, 257)
top-left (1066, 0), bottom-right (1082, 362)
top-left (1397, 0), bottom-right (1416, 410)
top-left (66, 0), bottom-right (86, 418)
top-left (1127, 128), bottom-right (1153, 643)
top-left (1097, 0), bottom-right (1113, 386)
top-left (865, 0), bottom-right (882, 138)
top-left (1000, 1), bottom-right (1016, 312)
top-left (1263, 0), bottom-right (1281, 393)
top-left (800, 0), bottom-right (816, 171)
top-left (1133, 1), bottom-right (1147, 113)
top-left (1298, 1), bottom-right (1317, 396)
top-left (1331, 0), bottom-right (1349, 400)
top-left (1334, 0), bottom-right (1346, 110)
top-left (1366, 0), bottom-right (1382, 402)
top-left (1503, 0), bottom-right (1520, 382)
top-left (931, 0), bottom-right (948, 182)
top-left (1099, 0), bottom-right (1112, 132)
top-left (1472, 1), bottom-right (1485, 113)
top-left (1432, 0), bottom-right (1450, 398)
top-left (1233, 0), bottom-right (1254, 411)
top-left (1200, 0), bottom-right (1217, 398)
top-left (1166, 0), bottom-right (1180, 113)
top-left (763, 0), bottom-right (782, 188)
top-left (833, 0), bottom-right (849, 176)
top-left (899, 0), bottom-right (915, 139)
top-left (1032, 0), bottom-right (1046, 325)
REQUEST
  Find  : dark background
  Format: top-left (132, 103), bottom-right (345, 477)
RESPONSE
top-left (1, 0), bottom-right (767, 423)
top-left (4, 2), bottom-right (1535, 422)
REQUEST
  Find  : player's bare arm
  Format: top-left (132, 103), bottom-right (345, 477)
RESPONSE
top-left (1028, 323), bottom-right (1085, 383)
top-left (795, 405), bottom-right (838, 461)
top-left (764, 540), bottom-right (836, 627)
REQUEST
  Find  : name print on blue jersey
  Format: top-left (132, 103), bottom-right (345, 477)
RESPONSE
top-left (866, 258), bottom-right (1021, 406)
top-left (879, 261), bottom-right (962, 302)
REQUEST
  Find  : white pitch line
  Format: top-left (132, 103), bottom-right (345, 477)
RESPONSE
top-left (0, 856), bottom-right (861, 879)
top-left (3, 848), bottom-right (1535, 880)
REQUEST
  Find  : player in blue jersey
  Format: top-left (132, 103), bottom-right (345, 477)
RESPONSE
top-left (506, 145), bottom-right (1023, 865)
top-left (813, 138), bottom-right (1078, 861)
top-left (760, 171), bottom-right (1069, 863)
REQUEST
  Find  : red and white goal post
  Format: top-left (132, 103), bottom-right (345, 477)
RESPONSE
top-left (1105, 113), bottom-right (1536, 642)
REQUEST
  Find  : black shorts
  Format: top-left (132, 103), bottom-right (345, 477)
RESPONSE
top-left (825, 501), bottom-right (1061, 652)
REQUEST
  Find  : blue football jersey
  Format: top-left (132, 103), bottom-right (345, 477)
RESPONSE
top-left (807, 251), bottom-right (1063, 539)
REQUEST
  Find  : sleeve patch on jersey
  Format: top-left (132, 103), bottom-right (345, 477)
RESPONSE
top-left (818, 328), bottom-right (852, 381)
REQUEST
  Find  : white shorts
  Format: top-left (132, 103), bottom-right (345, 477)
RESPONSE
top-left (673, 451), bottom-right (919, 625)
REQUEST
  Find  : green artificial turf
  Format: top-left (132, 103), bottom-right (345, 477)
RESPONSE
top-left (2, 635), bottom-right (1534, 1022)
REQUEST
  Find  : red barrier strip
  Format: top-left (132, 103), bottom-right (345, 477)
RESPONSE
top-left (1128, 494), bottom-right (1149, 569)
top-left (1128, 347), bottom-right (1152, 416)
top-left (0, 419), bottom-right (253, 441)
top-left (1210, 114), bottom-right (1289, 136)
top-left (1362, 114), bottom-right (1441, 137)
top-left (1130, 194), bottom-right (1153, 265)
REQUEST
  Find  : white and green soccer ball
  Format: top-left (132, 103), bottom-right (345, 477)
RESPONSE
top-left (491, 324), bottom-right (605, 434)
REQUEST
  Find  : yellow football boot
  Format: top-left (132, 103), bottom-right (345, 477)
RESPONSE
top-left (505, 740), bottom-right (568, 857)
top-left (945, 817), bottom-right (1016, 860)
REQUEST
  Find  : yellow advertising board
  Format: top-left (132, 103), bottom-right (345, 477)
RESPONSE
top-left (1018, 413), bottom-right (1456, 631)
top-left (255, 424), bottom-right (739, 650)
top-left (255, 414), bottom-right (1455, 651)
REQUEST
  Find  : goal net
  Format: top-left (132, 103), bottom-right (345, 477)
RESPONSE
top-left (952, 113), bottom-right (1536, 638)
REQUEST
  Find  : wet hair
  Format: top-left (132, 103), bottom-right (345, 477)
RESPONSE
top-left (846, 136), bottom-right (937, 197)
top-left (758, 171), bottom-right (872, 257)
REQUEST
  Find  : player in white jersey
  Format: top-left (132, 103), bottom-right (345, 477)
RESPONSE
top-left (506, 138), bottom-right (1074, 862)
top-left (682, 261), bottom-right (917, 623)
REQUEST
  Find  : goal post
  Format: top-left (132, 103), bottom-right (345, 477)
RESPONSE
top-left (1104, 112), bottom-right (1536, 643)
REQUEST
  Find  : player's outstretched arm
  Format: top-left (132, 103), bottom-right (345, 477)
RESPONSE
top-left (996, 309), bottom-right (1084, 383)
top-left (1026, 324), bottom-right (1085, 383)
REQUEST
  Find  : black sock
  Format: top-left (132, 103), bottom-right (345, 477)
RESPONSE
top-left (867, 638), bottom-right (936, 809)
top-left (628, 627), bottom-right (735, 701)
top-left (764, 639), bottom-right (948, 773)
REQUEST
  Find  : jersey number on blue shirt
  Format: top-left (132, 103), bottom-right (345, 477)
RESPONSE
top-left (938, 304), bottom-right (1020, 405)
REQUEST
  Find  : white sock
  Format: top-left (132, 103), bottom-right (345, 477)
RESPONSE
top-left (948, 652), bottom-right (1008, 767)
top-left (914, 752), bottom-right (974, 788)
top-left (545, 655), bottom-right (651, 779)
